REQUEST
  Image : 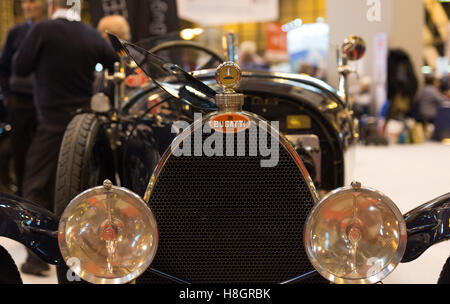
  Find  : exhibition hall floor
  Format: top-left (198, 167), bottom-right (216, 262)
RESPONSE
top-left (1, 141), bottom-right (449, 284)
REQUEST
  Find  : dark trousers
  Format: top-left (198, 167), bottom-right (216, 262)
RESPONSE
top-left (22, 123), bottom-right (66, 211)
top-left (5, 94), bottom-right (36, 196)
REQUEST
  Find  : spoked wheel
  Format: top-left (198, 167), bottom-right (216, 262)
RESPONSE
top-left (54, 113), bottom-right (116, 283)
top-left (149, 40), bottom-right (224, 71)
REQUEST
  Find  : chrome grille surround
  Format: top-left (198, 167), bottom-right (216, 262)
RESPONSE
top-left (138, 111), bottom-right (321, 283)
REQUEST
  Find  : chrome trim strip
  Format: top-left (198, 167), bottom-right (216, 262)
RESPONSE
top-left (192, 69), bottom-right (343, 104)
top-left (304, 185), bottom-right (408, 284)
top-left (146, 267), bottom-right (321, 284)
top-left (280, 270), bottom-right (319, 284)
top-left (144, 110), bottom-right (319, 203)
top-left (58, 185), bottom-right (159, 285)
top-left (147, 268), bottom-right (191, 284)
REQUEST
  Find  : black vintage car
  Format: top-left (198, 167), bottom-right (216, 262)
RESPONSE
top-left (0, 33), bottom-right (449, 284)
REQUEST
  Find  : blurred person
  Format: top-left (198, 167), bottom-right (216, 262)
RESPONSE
top-left (12, 0), bottom-right (118, 276)
top-left (0, 88), bottom-right (5, 122)
top-left (297, 62), bottom-right (318, 77)
top-left (0, 88), bottom-right (6, 123)
top-left (238, 41), bottom-right (269, 70)
top-left (94, 15), bottom-right (131, 95)
top-left (0, 0), bottom-right (47, 197)
top-left (386, 49), bottom-right (418, 123)
top-left (416, 74), bottom-right (448, 125)
top-left (440, 72), bottom-right (450, 98)
top-left (97, 15), bottom-right (131, 41)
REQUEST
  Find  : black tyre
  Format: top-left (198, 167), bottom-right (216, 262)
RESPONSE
top-left (438, 255), bottom-right (450, 284)
top-left (54, 113), bottom-right (115, 215)
top-left (0, 246), bottom-right (22, 284)
top-left (54, 113), bottom-right (115, 283)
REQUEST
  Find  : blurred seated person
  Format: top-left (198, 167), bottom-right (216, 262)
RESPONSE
top-left (297, 62), bottom-right (327, 81)
top-left (440, 72), bottom-right (450, 98)
top-left (416, 74), bottom-right (448, 125)
top-left (238, 41), bottom-right (269, 70)
top-left (297, 62), bottom-right (318, 76)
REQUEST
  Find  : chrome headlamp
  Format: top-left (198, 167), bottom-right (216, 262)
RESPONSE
top-left (58, 180), bottom-right (158, 284)
top-left (304, 182), bottom-right (407, 284)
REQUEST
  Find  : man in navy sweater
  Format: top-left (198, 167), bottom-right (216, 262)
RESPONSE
top-left (0, 0), bottom-right (47, 197)
top-left (13, 0), bottom-right (118, 275)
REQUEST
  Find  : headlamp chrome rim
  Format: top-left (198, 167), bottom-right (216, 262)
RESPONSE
top-left (304, 184), bottom-right (407, 284)
top-left (58, 185), bottom-right (158, 284)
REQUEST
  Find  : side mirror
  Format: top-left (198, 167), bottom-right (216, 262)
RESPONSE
top-left (341, 35), bottom-right (366, 61)
top-left (337, 35), bottom-right (366, 109)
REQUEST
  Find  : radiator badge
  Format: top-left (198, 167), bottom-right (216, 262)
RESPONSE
top-left (209, 113), bottom-right (250, 133)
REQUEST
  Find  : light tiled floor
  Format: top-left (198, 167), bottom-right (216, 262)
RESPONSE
top-left (0, 237), bottom-right (57, 284)
top-left (353, 142), bottom-right (450, 284)
top-left (0, 141), bottom-right (449, 284)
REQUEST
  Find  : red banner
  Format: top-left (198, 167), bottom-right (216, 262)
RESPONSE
top-left (265, 22), bottom-right (287, 61)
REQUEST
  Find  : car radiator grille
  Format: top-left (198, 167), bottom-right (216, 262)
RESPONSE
top-left (137, 125), bottom-right (325, 283)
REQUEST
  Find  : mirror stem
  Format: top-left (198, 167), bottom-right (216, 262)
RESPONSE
top-left (338, 56), bottom-right (351, 109)
top-left (223, 32), bottom-right (238, 63)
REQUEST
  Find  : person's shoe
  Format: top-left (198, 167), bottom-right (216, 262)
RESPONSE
top-left (20, 256), bottom-right (50, 277)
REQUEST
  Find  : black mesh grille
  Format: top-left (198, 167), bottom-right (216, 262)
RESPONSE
top-left (137, 122), bottom-right (319, 283)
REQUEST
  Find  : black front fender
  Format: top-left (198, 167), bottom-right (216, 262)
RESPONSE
top-left (402, 193), bottom-right (450, 263)
top-left (0, 193), bottom-right (63, 265)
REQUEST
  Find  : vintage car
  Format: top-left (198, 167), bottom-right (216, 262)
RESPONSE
top-left (0, 33), bottom-right (449, 284)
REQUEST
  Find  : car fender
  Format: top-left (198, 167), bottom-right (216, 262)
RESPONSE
top-left (0, 193), bottom-right (63, 265)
